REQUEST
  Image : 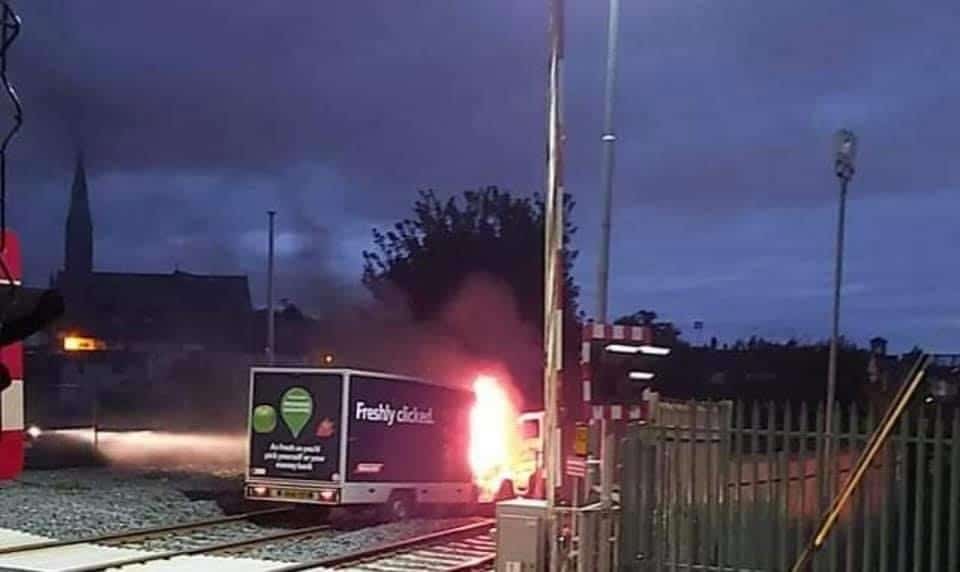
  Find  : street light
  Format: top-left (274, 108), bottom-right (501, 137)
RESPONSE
top-left (825, 129), bottom-right (856, 450)
top-left (604, 343), bottom-right (671, 356)
top-left (266, 211), bottom-right (276, 365)
top-left (596, 0), bottom-right (621, 323)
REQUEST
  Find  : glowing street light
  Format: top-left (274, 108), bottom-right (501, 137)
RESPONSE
top-left (604, 343), bottom-right (671, 356)
top-left (628, 371), bottom-right (655, 381)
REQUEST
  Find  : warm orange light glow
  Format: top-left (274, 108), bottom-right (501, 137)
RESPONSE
top-left (322, 354), bottom-right (334, 364)
top-left (469, 374), bottom-right (534, 501)
top-left (63, 336), bottom-right (105, 352)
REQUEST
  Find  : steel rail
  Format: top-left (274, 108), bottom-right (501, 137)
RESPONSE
top-left (60, 522), bottom-right (333, 572)
top-left (271, 518), bottom-right (496, 571)
top-left (0, 506), bottom-right (291, 555)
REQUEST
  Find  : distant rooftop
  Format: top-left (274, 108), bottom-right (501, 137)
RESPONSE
top-left (56, 269), bottom-right (253, 351)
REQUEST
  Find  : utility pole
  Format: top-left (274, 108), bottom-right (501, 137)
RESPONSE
top-left (596, 0), bottom-right (620, 324)
top-left (266, 210), bottom-right (276, 365)
top-left (594, 4), bottom-right (621, 569)
top-left (543, 0), bottom-right (565, 570)
top-left (825, 130), bottom-right (856, 458)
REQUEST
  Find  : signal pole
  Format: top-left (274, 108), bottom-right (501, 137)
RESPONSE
top-left (543, 0), bottom-right (565, 570)
top-left (595, 3), bottom-right (621, 569)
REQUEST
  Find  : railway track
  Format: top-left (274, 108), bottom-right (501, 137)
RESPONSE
top-left (0, 511), bottom-right (496, 571)
top-left (0, 506), bottom-right (332, 571)
top-left (0, 507), bottom-right (292, 557)
top-left (274, 519), bottom-right (497, 572)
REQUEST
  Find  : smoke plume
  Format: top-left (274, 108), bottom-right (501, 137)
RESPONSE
top-left (321, 272), bottom-right (542, 408)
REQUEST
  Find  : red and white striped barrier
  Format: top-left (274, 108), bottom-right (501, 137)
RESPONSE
top-left (565, 457), bottom-right (587, 478)
top-left (579, 321), bottom-right (653, 407)
top-left (588, 403), bottom-right (648, 422)
top-left (0, 231), bottom-right (23, 480)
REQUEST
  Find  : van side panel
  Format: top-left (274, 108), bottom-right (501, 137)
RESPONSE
top-left (248, 371), bottom-right (343, 482)
top-left (346, 374), bottom-right (472, 484)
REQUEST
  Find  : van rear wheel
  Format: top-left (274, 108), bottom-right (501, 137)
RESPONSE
top-left (380, 491), bottom-right (415, 522)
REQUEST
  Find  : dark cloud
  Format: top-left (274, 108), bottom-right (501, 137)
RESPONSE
top-left (16, 1), bottom-right (955, 210)
top-left (0, 1), bottom-right (956, 350)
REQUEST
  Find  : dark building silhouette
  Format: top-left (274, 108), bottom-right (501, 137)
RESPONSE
top-left (25, 155), bottom-right (329, 433)
top-left (64, 154), bottom-right (93, 281)
top-left (54, 154), bottom-right (253, 352)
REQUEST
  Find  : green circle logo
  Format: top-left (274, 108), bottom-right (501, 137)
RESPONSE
top-left (252, 404), bottom-right (277, 433)
top-left (281, 387), bottom-right (314, 438)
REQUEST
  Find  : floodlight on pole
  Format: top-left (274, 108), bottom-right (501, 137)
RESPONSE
top-left (834, 129), bottom-right (857, 181)
top-left (825, 129), bottom-right (857, 456)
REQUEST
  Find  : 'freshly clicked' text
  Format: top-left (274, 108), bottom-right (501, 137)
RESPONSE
top-left (355, 401), bottom-right (435, 426)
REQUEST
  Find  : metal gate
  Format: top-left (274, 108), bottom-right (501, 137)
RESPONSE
top-left (619, 401), bottom-right (960, 572)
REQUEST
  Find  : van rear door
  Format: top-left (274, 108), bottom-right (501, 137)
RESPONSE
top-left (248, 370), bottom-right (343, 482)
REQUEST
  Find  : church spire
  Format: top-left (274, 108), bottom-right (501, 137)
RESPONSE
top-left (64, 152), bottom-right (93, 277)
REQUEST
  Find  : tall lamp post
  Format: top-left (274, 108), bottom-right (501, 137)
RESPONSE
top-left (266, 211), bottom-right (276, 365)
top-left (594, 3), bottom-right (621, 569)
top-left (596, 0), bottom-right (621, 323)
top-left (825, 129), bottom-right (857, 452)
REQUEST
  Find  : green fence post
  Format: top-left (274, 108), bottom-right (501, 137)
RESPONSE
top-left (797, 402), bottom-right (809, 567)
top-left (656, 421), bottom-right (667, 572)
top-left (765, 402), bottom-right (777, 572)
top-left (929, 406), bottom-right (944, 572)
top-left (780, 404), bottom-right (792, 572)
top-left (751, 404), bottom-right (762, 571)
top-left (620, 430), bottom-right (640, 571)
top-left (912, 413), bottom-right (927, 572)
top-left (845, 405), bottom-right (858, 572)
top-left (704, 404), bottom-right (715, 569)
top-left (673, 411), bottom-right (682, 572)
top-left (735, 402), bottom-right (746, 569)
top-left (863, 406), bottom-right (875, 572)
top-left (828, 404), bottom-right (840, 572)
top-left (814, 403), bottom-right (825, 572)
top-left (897, 408), bottom-right (910, 572)
top-left (688, 401), bottom-right (698, 569)
top-left (948, 412), bottom-right (959, 572)
top-left (718, 402), bottom-right (731, 570)
top-left (878, 404), bottom-right (890, 572)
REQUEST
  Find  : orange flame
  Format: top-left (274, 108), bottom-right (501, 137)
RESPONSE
top-left (469, 374), bottom-right (536, 502)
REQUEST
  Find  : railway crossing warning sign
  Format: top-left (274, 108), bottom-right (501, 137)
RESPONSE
top-left (573, 424), bottom-right (588, 457)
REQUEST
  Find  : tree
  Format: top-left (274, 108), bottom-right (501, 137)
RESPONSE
top-left (616, 310), bottom-right (657, 325)
top-left (614, 309), bottom-right (684, 345)
top-left (362, 186), bottom-right (581, 406)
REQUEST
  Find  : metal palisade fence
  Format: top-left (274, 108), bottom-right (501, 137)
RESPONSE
top-left (619, 401), bottom-right (960, 572)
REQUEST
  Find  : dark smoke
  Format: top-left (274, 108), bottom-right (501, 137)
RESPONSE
top-left (319, 272), bottom-right (541, 408)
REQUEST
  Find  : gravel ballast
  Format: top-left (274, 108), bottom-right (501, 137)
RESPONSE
top-left (0, 467), bottom-right (486, 563)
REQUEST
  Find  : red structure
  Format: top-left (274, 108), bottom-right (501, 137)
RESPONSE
top-left (0, 230), bottom-right (23, 479)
